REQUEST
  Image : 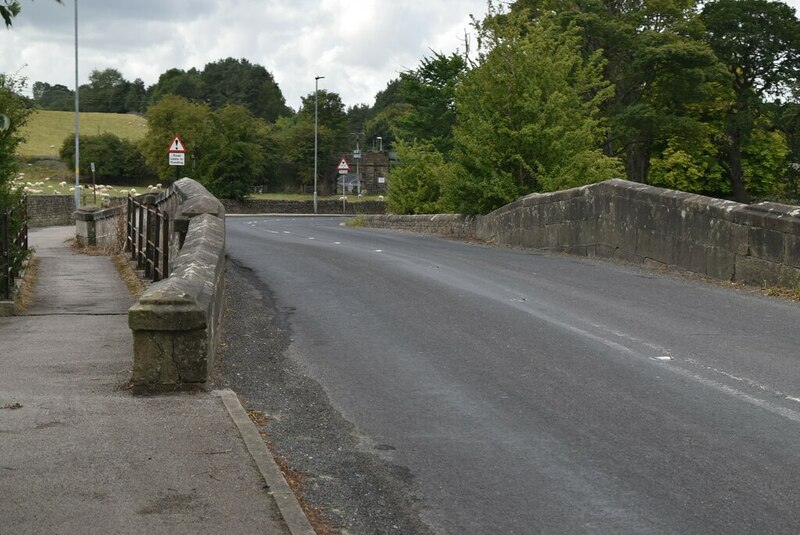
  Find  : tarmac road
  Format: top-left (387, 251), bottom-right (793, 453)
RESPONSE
top-left (220, 216), bottom-right (800, 534)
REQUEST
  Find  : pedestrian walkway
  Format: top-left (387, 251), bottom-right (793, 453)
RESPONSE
top-left (0, 226), bottom-right (292, 534)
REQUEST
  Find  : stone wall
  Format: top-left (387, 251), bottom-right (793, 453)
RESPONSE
top-left (476, 180), bottom-right (800, 286)
top-left (359, 180), bottom-right (800, 287)
top-left (221, 198), bottom-right (387, 215)
top-left (74, 205), bottom-right (125, 249)
top-left (128, 178), bottom-right (226, 391)
top-left (27, 195), bottom-right (75, 227)
top-left (360, 214), bottom-right (477, 240)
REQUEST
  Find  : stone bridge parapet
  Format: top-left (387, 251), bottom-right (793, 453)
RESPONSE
top-left (361, 180), bottom-right (800, 288)
top-left (128, 178), bottom-right (226, 391)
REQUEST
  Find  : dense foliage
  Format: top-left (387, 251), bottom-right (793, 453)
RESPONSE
top-left (0, 75), bottom-right (30, 206)
top-left (58, 132), bottom-right (154, 184)
top-left (140, 96), bottom-right (272, 200)
top-left (385, 0), bottom-right (800, 214)
top-left (11, 0), bottom-right (800, 207)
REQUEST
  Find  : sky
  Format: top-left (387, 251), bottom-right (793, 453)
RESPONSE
top-left (4, 1), bottom-right (800, 112)
top-left (1, 0), bottom-right (491, 111)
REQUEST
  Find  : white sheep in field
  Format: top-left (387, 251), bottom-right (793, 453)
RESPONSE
top-left (129, 188), bottom-right (137, 195)
top-left (149, 187), bottom-right (159, 193)
top-left (58, 181), bottom-right (67, 188)
top-left (155, 183), bottom-right (162, 189)
top-left (119, 189), bottom-right (128, 195)
top-left (378, 195), bottom-right (384, 201)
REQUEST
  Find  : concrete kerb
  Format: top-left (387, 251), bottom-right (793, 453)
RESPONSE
top-left (215, 389), bottom-right (316, 535)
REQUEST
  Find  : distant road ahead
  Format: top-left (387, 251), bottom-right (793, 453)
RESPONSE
top-left (226, 216), bottom-right (800, 534)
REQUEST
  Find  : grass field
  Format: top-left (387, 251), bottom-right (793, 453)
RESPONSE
top-left (19, 110), bottom-right (147, 158)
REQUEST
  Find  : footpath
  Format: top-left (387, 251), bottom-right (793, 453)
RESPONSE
top-left (0, 226), bottom-right (311, 534)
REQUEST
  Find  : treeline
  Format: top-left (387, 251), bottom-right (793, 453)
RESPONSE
top-left (30, 58), bottom-right (291, 120)
top-left (384, 0), bottom-right (800, 214)
top-left (26, 57), bottom-right (390, 197)
top-left (18, 0), bottom-right (800, 210)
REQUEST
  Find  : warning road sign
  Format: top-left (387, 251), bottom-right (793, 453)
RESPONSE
top-left (168, 135), bottom-right (186, 153)
top-left (337, 158), bottom-right (350, 174)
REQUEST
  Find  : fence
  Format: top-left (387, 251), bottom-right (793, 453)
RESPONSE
top-left (126, 193), bottom-right (173, 283)
top-left (1, 197), bottom-right (29, 301)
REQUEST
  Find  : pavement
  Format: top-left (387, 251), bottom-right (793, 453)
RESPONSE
top-left (0, 226), bottom-right (311, 535)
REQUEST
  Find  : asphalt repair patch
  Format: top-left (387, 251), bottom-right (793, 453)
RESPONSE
top-left (213, 259), bottom-right (434, 535)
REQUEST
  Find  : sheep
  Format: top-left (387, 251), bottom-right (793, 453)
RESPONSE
top-left (155, 183), bottom-right (162, 189)
top-left (119, 189), bottom-right (128, 195)
top-left (58, 181), bottom-right (67, 188)
top-left (378, 195), bottom-right (385, 201)
top-left (149, 187), bottom-right (159, 193)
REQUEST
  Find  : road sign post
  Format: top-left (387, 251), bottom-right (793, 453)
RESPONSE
top-left (168, 135), bottom-right (186, 181)
top-left (337, 158), bottom-right (351, 195)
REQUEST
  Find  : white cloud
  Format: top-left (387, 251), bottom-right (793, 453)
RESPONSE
top-left (5, 0), bottom-right (800, 111)
top-left (2, 0), bottom-right (488, 109)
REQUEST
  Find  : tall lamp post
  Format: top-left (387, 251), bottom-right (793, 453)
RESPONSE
top-left (313, 75), bottom-right (325, 214)
top-left (73, 0), bottom-right (80, 209)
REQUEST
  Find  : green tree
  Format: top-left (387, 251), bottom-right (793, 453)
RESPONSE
top-left (80, 68), bottom-right (131, 113)
top-left (395, 52), bottom-right (466, 154)
top-left (512, 0), bottom-right (723, 186)
top-left (200, 57), bottom-right (290, 122)
top-left (387, 140), bottom-right (456, 214)
top-left (148, 68), bottom-right (205, 106)
top-left (59, 132), bottom-right (153, 183)
top-left (701, 0), bottom-right (800, 202)
top-left (0, 1), bottom-right (20, 27)
top-left (298, 89), bottom-right (348, 154)
top-left (0, 74), bottom-right (31, 205)
top-left (447, 7), bottom-right (621, 214)
top-left (31, 81), bottom-right (73, 110)
top-left (199, 105), bottom-right (270, 200)
top-left (140, 95), bottom-right (215, 180)
top-left (141, 96), bottom-right (273, 199)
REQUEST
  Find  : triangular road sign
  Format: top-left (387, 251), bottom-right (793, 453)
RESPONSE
top-left (337, 158), bottom-right (350, 172)
top-left (168, 135), bottom-right (186, 153)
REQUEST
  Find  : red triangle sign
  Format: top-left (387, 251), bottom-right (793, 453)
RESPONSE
top-left (337, 158), bottom-right (350, 171)
top-left (168, 135), bottom-right (186, 153)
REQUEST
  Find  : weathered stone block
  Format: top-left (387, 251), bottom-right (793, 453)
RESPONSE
top-left (748, 227), bottom-right (785, 264)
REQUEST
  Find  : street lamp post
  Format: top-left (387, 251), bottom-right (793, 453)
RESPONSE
top-left (314, 75), bottom-right (325, 214)
top-left (73, 0), bottom-right (80, 209)
top-left (377, 136), bottom-right (383, 152)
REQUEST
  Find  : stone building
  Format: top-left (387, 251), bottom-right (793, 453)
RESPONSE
top-left (327, 151), bottom-right (391, 195)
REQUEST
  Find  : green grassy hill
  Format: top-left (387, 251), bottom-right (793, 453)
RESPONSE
top-left (19, 110), bottom-right (147, 158)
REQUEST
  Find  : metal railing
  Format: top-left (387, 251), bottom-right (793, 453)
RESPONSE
top-left (126, 194), bottom-right (171, 282)
top-left (1, 197), bottom-right (29, 300)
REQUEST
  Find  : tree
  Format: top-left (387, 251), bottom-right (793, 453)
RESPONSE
top-left (199, 105), bottom-right (271, 200)
top-left (395, 52), bottom-right (466, 154)
top-left (80, 68), bottom-right (131, 113)
top-left (0, 1), bottom-right (20, 27)
top-left (387, 140), bottom-right (456, 214)
top-left (141, 96), bottom-right (274, 199)
top-left (59, 132), bottom-right (154, 184)
top-left (140, 95), bottom-right (215, 180)
top-left (512, 0), bottom-right (724, 186)
top-left (148, 68), bottom-right (204, 106)
top-left (298, 89), bottom-right (348, 153)
top-left (446, 8), bottom-right (621, 214)
top-left (701, 0), bottom-right (800, 202)
top-left (0, 74), bottom-right (31, 205)
top-left (31, 82), bottom-right (73, 110)
top-left (200, 57), bottom-right (290, 122)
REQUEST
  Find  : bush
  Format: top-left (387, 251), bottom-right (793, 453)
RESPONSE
top-left (59, 132), bottom-right (155, 184)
